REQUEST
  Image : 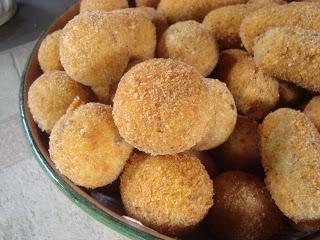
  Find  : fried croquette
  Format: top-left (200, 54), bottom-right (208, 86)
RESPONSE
top-left (80, 0), bottom-right (129, 12)
top-left (91, 85), bottom-right (110, 104)
top-left (240, 2), bottom-right (320, 53)
top-left (253, 27), bottom-right (320, 92)
top-left (260, 108), bottom-right (320, 225)
top-left (134, 7), bottom-right (168, 38)
top-left (28, 71), bottom-right (93, 133)
top-left (247, 0), bottom-right (286, 4)
top-left (203, 4), bottom-right (265, 49)
top-left (113, 58), bottom-right (211, 155)
top-left (60, 11), bottom-right (130, 87)
top-left (38, 30), bottom-right (63, 72)
top-left (157, 0), bottom-right (248, 24)
top-left (215, 49), bottom-right (279, 119)
top-left (49, 103), bottom-right (133, 189)
top-left (110, 8), bottom-right (157, 60)
top-left (214, 115), bottom-right (260, 171)
top-left (120, 153), bottom-right (213, 236)
top-left (278, 80), bottom-right (306, 107)
top-left (136, 0), bottom-right (160, 8)
top-left (208, 171), bottom-right (283, 240)
top-left (190, 151), bottom-right (218, 179)
top-left (194, 79), bottom-right (237, 150)
top-left (158, 21), bottom-right (219, 77)
top-left (304, 96), bottom-right (320, 131)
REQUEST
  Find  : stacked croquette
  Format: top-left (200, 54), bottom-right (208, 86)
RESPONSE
top-left (27, 0), bottom-right (320, 239)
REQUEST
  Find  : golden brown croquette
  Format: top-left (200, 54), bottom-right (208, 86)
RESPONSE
top-left (215, 49), bottom-right (279, 119)
top-left (194, 79), bottom-right (237, 150)
top-left (60, 11), bottom-right (130, 87)
top-left (253, 27), bottom-right (320, 92)
top-left (49, 103), bottom-right (133, 189)
top-left (28, 71), bottom-right (94, 133)
top-left (260, 108), bottom-right (320, 225)
top-left (304, 96), bottom-right (320, 131)
top-left (240, 2), bottom-right (320, 53)
top-left (113, 59), bottom-right (211, 155)
top-left (38, 30), bottom-right (63, 72)
top-left (158, 21), bottom-right (219, 77)
top-left (80, 0), bottom-right (129, 12)
top-left (120, 153), bottom-right (213, 236)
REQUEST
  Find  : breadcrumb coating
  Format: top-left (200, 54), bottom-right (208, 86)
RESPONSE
top-left (158, 21), bottom-right (219, 77)
top-left (194, 79), bottom-right (237, 150)
top-left (215, 49), bottom-right (279, 119)
top-left (120, 153), bottom-right (213, 236)
top-left (38, 30), bottom-right (63, 72)
top-left (208, 171), bottom-right (283, 240)
top-left (110, 8), bottom-right (157, 61)
top-left (80, 0), bottom-right (129, 12)
top-left (240, 2), bottom-right (320, 53)
top-left (215, 115), bottom-right (260, 171)
top-left (203, 4), bottom-right (266, 50)
top-left (253, 27), bottom-right (320, 92)
top-left (113, 58), bottom-right (211, 155)
top-left (49, 103), bottom-right (133, 189)
top-left (260, 108), bottom-right (320, 223)
top-left (134, 7), bottom-right (168, 38)
top-left (28, 71), bottom-right (93, 134)
top-left (136, 0), bottom-right (160, 8)
top-left (157, 0), bottom-right (248, 24)
top-left (60, 11), bottom-right (130, 87)
top-left (190, 151), bottom-right (218, 179)
top-left (247, 0), bottom-right (286, 4)
top-left (304, 96), bottom-right (320, 131)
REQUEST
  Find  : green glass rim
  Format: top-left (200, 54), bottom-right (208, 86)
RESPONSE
top-left (18, 4), bottom-right (164, 240)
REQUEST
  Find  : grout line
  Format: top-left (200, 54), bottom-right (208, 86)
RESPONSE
top-left (9, 51), bottom-right (22, 77)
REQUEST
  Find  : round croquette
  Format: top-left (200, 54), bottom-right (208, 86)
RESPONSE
top-left (208, 171), bottom-right (283, 240)
top-left (120, 153), bottom-right (213, 236)
top-left (49, 103), bottom-right (133, 189)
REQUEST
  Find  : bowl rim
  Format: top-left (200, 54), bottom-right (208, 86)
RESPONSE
top-left (18, 3), bottom-right (168, 240)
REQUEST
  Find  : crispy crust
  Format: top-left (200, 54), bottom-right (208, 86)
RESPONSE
top-left (203, 4), bottom-right (265, 50)
top-left (304, 96), bottom-right (320, 131)
top-left (49, 103), bottom-right (133, 189)
top-left (38, 30), bottom-right (63, 72)
top-left (253, 27), bottom-right (320, 92)
top-left (80, 0), bottom-right (129, 12)
top-left (110, 8), bottom-right (157, 61)
top-left (113, 58), bottom-right (211, 155)
top-left (28, 71), bottom-right (93, 133)
top-left (194, 79), bottom-right (237, 150)
top-left (215, 115), bottom-right (260, 171)
top-left (134, 7), bottom-right (168, 38)
top-left (120, 153), bottom-right (213, 236)
top-left (158, 0), bottom-right (248, 24)
top-left (208, 171), bottom-right (283, 240)
top-left (240, 2), bottom-right (320, 53)
top-left (215, 49), bottom-right (279, 119)
top-left (158, 21), bottom-right (219, 77)
top-left (60, 11), bottom-right (130, 87)
top-left (260, 108), bottom-right (320, 223)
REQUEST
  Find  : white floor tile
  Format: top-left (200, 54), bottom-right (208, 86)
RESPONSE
top-left (0, 53), bottom-right (20, 121)
top-left (0, 158), bottom-right (126, 240)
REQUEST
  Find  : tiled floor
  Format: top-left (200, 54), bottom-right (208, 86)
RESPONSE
top-left (0, 42), bottom-right (126, 240)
